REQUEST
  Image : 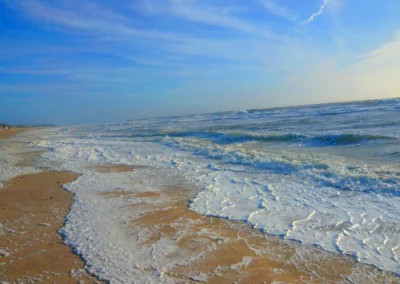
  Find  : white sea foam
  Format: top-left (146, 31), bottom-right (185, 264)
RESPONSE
top-left (190, 166), bottom-right (400, 274)
top-left (18, 99), bottom-right (400, 281)
top-left (29, 132), bottom-right (209, 283)
top-left (0, 131), bottom-right (41, 188)
top-left (60, 171), bottom-right (180, 283)
top-left (28, 128), bottom-right (400, 278)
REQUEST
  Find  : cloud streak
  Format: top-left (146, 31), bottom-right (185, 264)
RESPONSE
top-left (2, 0), bottom-right (400, 125)
top-left (7, 0), bottom-right (185, 42)
top-left (302, 0), bottom-right (329, 25)
top-left (168, 0), bottom-right (254, 32)
top-left (133, 0), bottom-right (277, 36)
top-left (258, 0), bottom-right (297, 21)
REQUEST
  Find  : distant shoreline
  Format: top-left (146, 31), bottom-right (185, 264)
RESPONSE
top-left (0, 128), bottom-right (27, 139)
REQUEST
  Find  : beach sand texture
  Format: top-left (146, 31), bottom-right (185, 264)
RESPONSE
top-left (0, 172), bottom-right (102, 283)
top-left (0, 133), bottom-right (101, 283)
top-left (0, 129), bottom-right (26, 140)
top-left (110, 183), bottom-right (396, 283)
top-left (1, 132), bottom-right (399, 283)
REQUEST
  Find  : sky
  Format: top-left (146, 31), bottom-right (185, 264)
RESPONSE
top-left (1, 0), bottom-right (400, 125)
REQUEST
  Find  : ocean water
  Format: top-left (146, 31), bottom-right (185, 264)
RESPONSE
top-left (0, 134), bottom-right (40, 188)
top-left (28, 99), bottom-right (400, 282)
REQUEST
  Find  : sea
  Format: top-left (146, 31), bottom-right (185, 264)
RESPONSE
top-left (5, 98), bottom-right (400, 282)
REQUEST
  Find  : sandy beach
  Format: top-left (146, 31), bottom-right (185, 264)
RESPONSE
top-left (0, 133), bottom-right (101, 283)
top-left (102, 179), bottom-right (396, 283)
top-left (2, 0), bottom-right (400, 281)
top-left (1, 130), bottom-right (399, 283)
top-left (0, 129), bottom-right (27, 140)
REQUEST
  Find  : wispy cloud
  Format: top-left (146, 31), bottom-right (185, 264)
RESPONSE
top-left (302, 0), bottom-right (329, 25)
top-left (351, 31), bottom-right (400, 68)
top-left (134, 0), bottom-right (255, 33)
top-left (7, 0), bottom-right (277, 60)
top-left (2, 0), bottom-right (400, 125)
top-left (172, 0), bottom-right (255, 32)
top-left (258, 0), bottom-right (297, 21)
top-left (283, 30), bottom-right (400, 105)
top-left (6, 0), bottom-right (184, 42)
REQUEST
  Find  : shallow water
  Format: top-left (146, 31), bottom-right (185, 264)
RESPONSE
top-left (26, 99), bottom-right (400, 281)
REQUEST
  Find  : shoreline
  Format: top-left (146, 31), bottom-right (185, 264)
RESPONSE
top-left (0, 134), bottom-right (102, 283)
top-left (0, 172), bottom-right (101, 283)
top-left (61, 163), bottom-right (399, 283)
top-left (101, 180), bottom-right (398, 283)
top-left (1, 131), bottom-right (399, 283)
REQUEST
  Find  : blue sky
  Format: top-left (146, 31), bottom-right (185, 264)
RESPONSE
top-left (1, 0), bottom-right (400, 125)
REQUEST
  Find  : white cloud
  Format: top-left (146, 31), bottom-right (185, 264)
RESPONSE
top-left (168, 0), bottom-right (254, 32)
top-left (4, 0), bottom-right (398, 109)
top-left (281, 31), bottom-right (400, 104)
top-left (134, 0), bottom-right (256, 32)
top-left (302, 0), bottom-right (329, 25)
top-left (7, 0), bottom-right (185, 41)
top-left (258, 0), bottom-right (297, 21)
top-left (356, 32), bottom-right (400, 67)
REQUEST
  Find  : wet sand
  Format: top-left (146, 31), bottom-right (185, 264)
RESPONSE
top-left (0, 128), bottom-right (27, 140)
top-left (0, 132), bottom-right (398, 283)
top-left (0, 133), bottom-right (101, 283)
top-left (0, 172), bottom-right (101, 283)
top-left (112, 184), bottom-right (398, 283)
top-left (95, 164), bottom-right (136, 173)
